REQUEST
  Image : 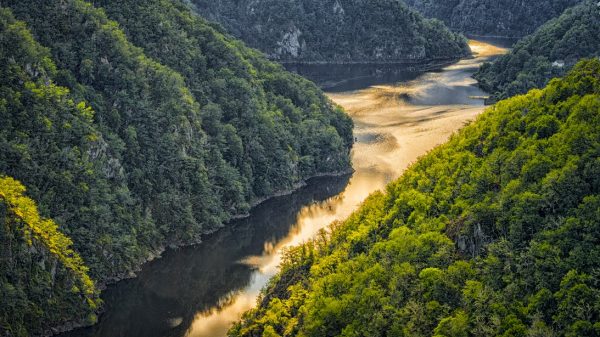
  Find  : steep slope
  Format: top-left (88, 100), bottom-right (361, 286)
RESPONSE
top-left (475, 0), bottom-right (600, 102)
top-left (0, 1), bottom-right (352, 335)
top-left (90, 0), bottom-right (353, 187)
top-left (404, 0), bottom-right (583, 37)
top-left (230, 60), bottom-right (600, 337)
top-left (192, 0), bottom-right (470, 63)
top-left (1, 176), bottom-right (100, 336)
top-left (0, 16), bottom-right (107, 333)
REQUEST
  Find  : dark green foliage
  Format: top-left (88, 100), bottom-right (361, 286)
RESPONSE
top-left (0, 0), bottom-right (352, 334)
top-left (229, 60), bottom-right (600, 337)
top-left (404, 0), bottom-right (583, 37)
top-left (0, 5), bottom-right (154, 284)
top-left (475, 0), bottom-right (600, 102)
top-left (191, 0), bottom-right (470, 63)
top-left (91, 0), bottom-right (353, 192)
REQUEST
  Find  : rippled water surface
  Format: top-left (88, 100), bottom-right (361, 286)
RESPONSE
top-left (62, 40), bottom-right (507, 337)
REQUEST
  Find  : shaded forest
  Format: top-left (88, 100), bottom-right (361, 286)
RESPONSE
top-left (0, 0), bottom-right (353, 334)
top-left (192, 0), bottom-right (470, 63)
top-left (404, 0), bottom-right (583, 37)
top-left (475, 0), bottom-right (600, 102)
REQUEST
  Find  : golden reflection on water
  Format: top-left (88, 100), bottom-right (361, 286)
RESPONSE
top-left (184, 40), bottom-right (507, 337)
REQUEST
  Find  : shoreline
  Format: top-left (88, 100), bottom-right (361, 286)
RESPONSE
top-left (44, 167), bottom-right (354, 337)
top-left (464, 33), bottom-right (523, 40)
top-left (45, 44), bottom-right (485, 337)
top-left (100, 168), bottom-right (355, 286)
top-left (276, 55), bottom-right (468, 69)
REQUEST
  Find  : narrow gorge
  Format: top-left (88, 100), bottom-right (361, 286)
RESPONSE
top-left (59, 39), bottom-right (509, 337)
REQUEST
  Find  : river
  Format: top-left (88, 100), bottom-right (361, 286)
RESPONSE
top-left (61, 39), bottom-right (509, 337)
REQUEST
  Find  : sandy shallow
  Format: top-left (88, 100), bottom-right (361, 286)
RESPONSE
top-left (327, 40), bottom-right (507, 181)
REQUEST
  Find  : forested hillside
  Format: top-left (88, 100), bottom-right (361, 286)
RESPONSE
top-left (1, 176), bottom-right (100, 336)
top-left (475, 0), bottom-right (600, 102)
top-left (404, 0), bottom-right (583, 37)
top-left (230, 60), bottom-right (600, 337)
top-left (191, 0), bottom-right (470, 63)
top-left (0, 0), bottom-right (352, 335)
top-left (0, 11), bottom-right (106, 334)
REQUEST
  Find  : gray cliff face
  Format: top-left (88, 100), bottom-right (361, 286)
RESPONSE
top-left (404, 0), bottom-right (584, 37)
top-left (274, 26), bottom-right (303, 58)
top-left (192, 0), bottom-right (470, 63)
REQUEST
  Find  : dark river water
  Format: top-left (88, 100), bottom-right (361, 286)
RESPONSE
top-left (61, 39), bottom-right (508, 337)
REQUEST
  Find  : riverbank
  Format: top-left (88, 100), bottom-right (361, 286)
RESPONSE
top-left (45, 168), bottom-right (353, 337)
top-left (58, 39), bottom-right (507, 337)
top-left (278, 55), bottom-right (467, 65)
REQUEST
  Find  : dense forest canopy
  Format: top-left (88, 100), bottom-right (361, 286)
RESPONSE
top-left (403, 0), bottom-right (584, 37)
top-left (229, 60), bottom-right (600, 337)
top-left (0, 0), bottom-right (352, 335)
top-left (475, 0), bottom-right (600, 102)
top-left (191, 0), bottom-right (470, 63)
top-left (1, 176), bottom-right (100, 336)
top-left (2, 0), bottom-right (599, 336)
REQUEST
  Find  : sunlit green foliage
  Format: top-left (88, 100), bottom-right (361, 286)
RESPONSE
top-left (192, 0), bottom-right (470, 63)
top-left (229, 60), bottom-right (600, 337)
top-left (0, 0), bottom-right (352, 276)
top-left (475, 0), bottom-right (600, 102)
top-left (0, 177), bottom-right (97, 299)
top-left (1, 176), bottom-right (100, 336)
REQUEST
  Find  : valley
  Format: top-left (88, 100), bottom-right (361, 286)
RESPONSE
top-left (1, 1), bottom-right (598, 336)
top-left (60, 40), bottom-right (507, 337)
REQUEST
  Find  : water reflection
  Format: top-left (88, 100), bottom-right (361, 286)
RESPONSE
top-left (327, 40), bottom-right (507, 184)
top-left (61, 40), bottom-right (507, 337)
top-left (62, 174), bottom-right (351, 337)
top-left (285, 63), bottom-right (425, 92)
